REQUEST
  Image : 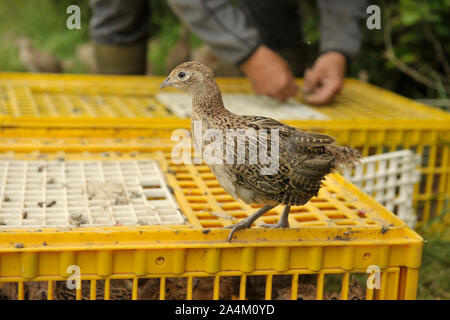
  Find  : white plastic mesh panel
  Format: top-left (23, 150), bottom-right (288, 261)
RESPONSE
top-left (342, 150), bottom-right (421, 228)
top-left (0, 160), bottom-right (185, 228)
top-left (156, 92), bottom-right (329, 120)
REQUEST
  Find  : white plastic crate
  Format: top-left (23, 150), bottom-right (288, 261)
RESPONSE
top-left (0, 160), bottom-right (185, 228)
top-left (156, 92), bottom-right (329, 120)
top-left (342, 150), bottom-right (421, 228)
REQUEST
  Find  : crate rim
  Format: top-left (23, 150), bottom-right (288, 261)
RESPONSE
top-left (1, 72), bottom-right (449, 129)
top-left (0, 173), bottom-right (424, 250)
top-left (1, 117), bottom-right (449, 130)
top-left (0, 227), bottom-right (423, 254)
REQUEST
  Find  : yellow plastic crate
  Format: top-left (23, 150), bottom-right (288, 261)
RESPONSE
top-left (0, 73), bottom-right (449, 227)
top-left (0, 129), bottom-right (448, 231)
top-left (1, 73), bottom-right (447, 124)
top-left (0, 149), bottom-right (423, 300)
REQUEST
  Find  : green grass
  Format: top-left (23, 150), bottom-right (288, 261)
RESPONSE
top-left (318, 236), bottom-right (450, 300)
top-left (417, 237), bottom-right (450, 299)
top-left (416, 204), bottom-right (450, 299)
top-left (0, 0), bottom-right (91, 73)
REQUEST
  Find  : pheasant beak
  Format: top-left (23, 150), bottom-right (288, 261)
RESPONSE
top-left (160, 77), bottom-right (173, 89)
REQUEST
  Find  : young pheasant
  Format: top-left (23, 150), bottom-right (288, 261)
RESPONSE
top-left (16, 37), bottom-right (63, 73)
top-left (161, 62), bottom-right (360, 241)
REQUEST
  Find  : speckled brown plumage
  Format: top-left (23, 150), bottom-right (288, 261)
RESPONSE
top-left (0, 280), bottom-right (133, 300)
top-left (137, 277), bottom-right (235, 300)
top-left (161, 62), bottom-right (360, 241)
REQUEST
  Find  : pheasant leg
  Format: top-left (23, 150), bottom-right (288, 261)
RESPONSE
top-left (225, 205), bottom-right (277, 242)
top-left (258, 205), bottom-right (291, 228)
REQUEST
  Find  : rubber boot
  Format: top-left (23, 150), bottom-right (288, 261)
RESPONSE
top-left (93, 41), bottom-right (147, 75)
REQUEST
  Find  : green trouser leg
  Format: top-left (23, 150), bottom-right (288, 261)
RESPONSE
top-left (93, 41), bottom-right (147, 75)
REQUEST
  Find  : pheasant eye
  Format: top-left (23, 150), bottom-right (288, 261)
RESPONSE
top-left (178, 72), bottom-right (186, 78)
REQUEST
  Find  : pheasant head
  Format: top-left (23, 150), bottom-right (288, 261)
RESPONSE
top-left (160, 61), bottom-right (215, 95)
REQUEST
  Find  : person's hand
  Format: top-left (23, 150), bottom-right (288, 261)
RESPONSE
top-left (303, 51), bottom-right (347, 105)
top-left (240, 45), bottom-right (298, 102)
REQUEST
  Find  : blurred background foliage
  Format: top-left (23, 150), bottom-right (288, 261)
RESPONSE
top-left (0, 0), bottom-right (448, 300)
top-left (0, 0), bottom-right (91, 72)
top-left (300, 0), bottom-right (450, 107)
top-left (0, 0), bottom-right (448, 106)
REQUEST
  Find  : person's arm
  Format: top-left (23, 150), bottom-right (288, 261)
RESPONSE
top-left (167, 0), bottom-right (298, 101)
top-left (303, 0), bottom-right (367, 105)
top-left (317, 0), bottom-right (367, 61)
top-left (167, 0), bottom-right (260, 65)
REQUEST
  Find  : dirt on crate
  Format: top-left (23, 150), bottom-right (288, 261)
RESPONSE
top-left (68, 212), bottom-right (88, 227)
top-left (85, 181), bottom-right (129, 206)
